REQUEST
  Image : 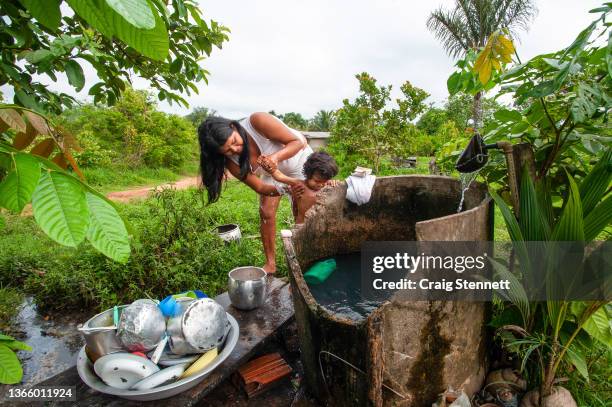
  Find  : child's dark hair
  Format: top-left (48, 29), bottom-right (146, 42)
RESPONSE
top-left (303, 151), bottom-right (338, 179)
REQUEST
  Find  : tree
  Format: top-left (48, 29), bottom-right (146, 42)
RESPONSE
top-left (0, 1), bottom-right (229, 264)
top-left (427, 0), bottom-right (537, 128)
top-left (0, 0), bottom-right (229, 114)
top-left (329, 73), bottom-right (429, 173)
top-left (280, 112), bottom-right (308, 130)
top-left (416, 107), bottom-right (447, 135)
top-left (309, 110), bottom-right (335, 131)
top-left (185, 106), bottom-right (217, 127)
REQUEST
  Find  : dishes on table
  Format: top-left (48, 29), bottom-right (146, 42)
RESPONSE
top-left (94, 353), bottom-right (160, 390)
top-left (76, 313), bottom-right (239, 401)
top-left (130, 363), bottom-right (188, 391)
top-left (117, 299), bottom-right (166, 352)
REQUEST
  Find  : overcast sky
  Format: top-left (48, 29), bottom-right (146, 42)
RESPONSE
top-left (2, 0), bottom-right (605, 119)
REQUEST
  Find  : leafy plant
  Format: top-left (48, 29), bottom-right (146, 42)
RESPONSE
top-left (0, 106), bottom-right (131, 263)
top-left (489, 150), bottom-right (612, 402)
top-left (444, 5), bottom-right (612, 198)
top-left (427, 0), bottom-right (537, 127)
top-left (0, 0), bottom-right (229, 113)
top-left (0, 333), bottom-right (31, 384)
top-left (329, 72), bottom-right (429, 173)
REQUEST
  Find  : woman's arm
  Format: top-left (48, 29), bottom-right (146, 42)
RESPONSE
top-left (226, 160), bottom-right (280, 197)
top-left (250, 112), bottom-right (307, 164)
top-left (257, 155), bottom-right (300, 186)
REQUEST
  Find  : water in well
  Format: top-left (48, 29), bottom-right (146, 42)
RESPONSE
top-left (306, 253), bottom-right (385, 322)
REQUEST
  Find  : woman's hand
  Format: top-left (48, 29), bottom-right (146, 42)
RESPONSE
top-left (257, 155), bottom-right (278, 173)
top-left (326, 179), bottom-right (340, 187)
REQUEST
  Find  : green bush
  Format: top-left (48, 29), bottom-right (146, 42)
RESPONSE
top-left (59, 88), bottom-right (196, 170)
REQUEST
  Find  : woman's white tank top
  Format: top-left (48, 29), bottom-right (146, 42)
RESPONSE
top-left (230, 115), bottom-right (312, 179)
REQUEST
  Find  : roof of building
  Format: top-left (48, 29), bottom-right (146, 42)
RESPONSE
top-left (302, 131), bottom-right (330, 139)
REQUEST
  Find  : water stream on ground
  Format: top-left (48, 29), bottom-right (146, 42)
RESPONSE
top-left (0, 297), bottom-right (85, 391)
top-left (306, 253), bottom-right (386, 322)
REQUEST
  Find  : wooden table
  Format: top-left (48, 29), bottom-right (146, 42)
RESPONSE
top-left (15, 278), bottom-right (294, 406)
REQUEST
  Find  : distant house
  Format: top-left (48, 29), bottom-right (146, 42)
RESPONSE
top-left (302, 131), bottom-right (330, 150)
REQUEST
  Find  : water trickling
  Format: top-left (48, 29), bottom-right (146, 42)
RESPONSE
top-left (457, 169), bottom-right (482, 213)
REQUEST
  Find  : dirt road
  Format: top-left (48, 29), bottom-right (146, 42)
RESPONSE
top-left (106, 176), bottom-right (200, 203)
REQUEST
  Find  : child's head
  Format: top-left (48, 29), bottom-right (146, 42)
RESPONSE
top-left (303, 151), bottom-right (338, 191)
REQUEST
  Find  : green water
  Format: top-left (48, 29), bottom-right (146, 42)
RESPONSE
top-left (306, 253), bottom-right (384, 321)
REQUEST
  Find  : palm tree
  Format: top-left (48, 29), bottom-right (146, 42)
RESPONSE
top-left (427, 0), bottom-right (537, 128)
top-left (309, 110), bottom-right (335, 132)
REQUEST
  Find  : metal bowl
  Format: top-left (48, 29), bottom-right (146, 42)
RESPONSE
top-left (78, 306), bottom-right (127, 362)
top-left (117, 300), bottom-right (166, 352)
top-left (214, 224), bottom-right (241, 243)
top-left (166, 298), bottom-right (199, 355)
top-left (182, 299), bottom-right (230, 352)
top-left (228, 266), bottom-right (267, 310)
top-left (77, 313), bottom-right (239, 401)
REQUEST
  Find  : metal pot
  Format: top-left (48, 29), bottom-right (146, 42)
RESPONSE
top-left (117, 299), bottom-right (166, 352)
top-left (167, 298), bottom-right (230, 355)
top-left (78, 306), bottom-right (127, 362)
top-left (167, 297), bottom-right (199, 355)
top-left (228, 266), bottom-right (267, 310)
top-left (214, 224), bottom-right (241, 243)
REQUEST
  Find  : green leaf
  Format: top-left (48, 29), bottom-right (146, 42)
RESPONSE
top-left (67, 0), bottom-right (169, 61)
top-left (0, 153), bottom-right (41, 213)
top-left (607, 31), bottom-right (612, 80)
top-left (85, 193), bottom-right (130, 263)
top-left (565, 344), bottom-right (589, 382)
top-left (0, 344), bottom-right (22, 385)
top-left (519, 168), bottom-right (550, 241)
top-left (18, 0), bottom-right (61, 31)
top-left (584, 195), bottom-right (612, 241)
top-left (551, 173), bottom-right (585, 241)
top-left (447, 72), bottom-right (461, 95)
top-left (571, 83), bottom-right (602, 124)
top-left (580, 148), bottom-right (612, 216)
top-left (64, 60), bottom-right (85, 91)
top-left (494, 109), bottom-right (522, 123)
top-left (0, 340), bottom-right (32, 352)
top-left (105, 0), bottom-right (155, 29)
top-left (24, 49), bottom-right (54, 64)
top-left (582, 307), bottom-right (612, 347)
top-left (31, 171), bottom-right (89, 247)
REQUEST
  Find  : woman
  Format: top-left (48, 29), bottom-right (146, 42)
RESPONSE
top-left (198, 112), bottom-right (313, 274)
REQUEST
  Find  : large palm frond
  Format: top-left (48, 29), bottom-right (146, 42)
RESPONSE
top-left (427, 0), bottom-right (537, 57)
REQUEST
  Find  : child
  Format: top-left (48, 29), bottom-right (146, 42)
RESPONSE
top-left (257, 151), bottom-right (339, 224)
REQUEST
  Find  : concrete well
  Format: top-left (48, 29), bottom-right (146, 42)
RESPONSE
top-left (281, 175), bottom-right (493, 406)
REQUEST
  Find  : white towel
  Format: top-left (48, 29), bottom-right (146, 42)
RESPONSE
top-left (345, 175), bottom-right (376, 205)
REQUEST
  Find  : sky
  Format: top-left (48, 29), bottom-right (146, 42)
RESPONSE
top-left (1, 0), bottom-right (605, 119)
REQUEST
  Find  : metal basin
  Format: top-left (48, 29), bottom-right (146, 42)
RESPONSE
top-left (77, 313), bottom-right (239, 401)
top-left (78, 306), bottom-right (127, 362)
top-left (228, 266), bottom-right (267, 310)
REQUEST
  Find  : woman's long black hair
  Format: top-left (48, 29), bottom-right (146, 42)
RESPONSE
top-left (198, 117), bottom-right (250, 203)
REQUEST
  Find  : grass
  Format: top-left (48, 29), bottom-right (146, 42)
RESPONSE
top-left (0, 286), bottom-right (24, 330)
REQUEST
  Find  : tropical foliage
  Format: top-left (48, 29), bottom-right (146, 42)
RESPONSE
top-left (490, 152), bottom-right (612, 400)
top-left (427, 0), bottom-right (537, 127)
top-left (0, 0), bottom-right (229, 113)
top-left (328, 72), bottom-right (429, 173)
top-left (59, 88), bottom-right (196, 169)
